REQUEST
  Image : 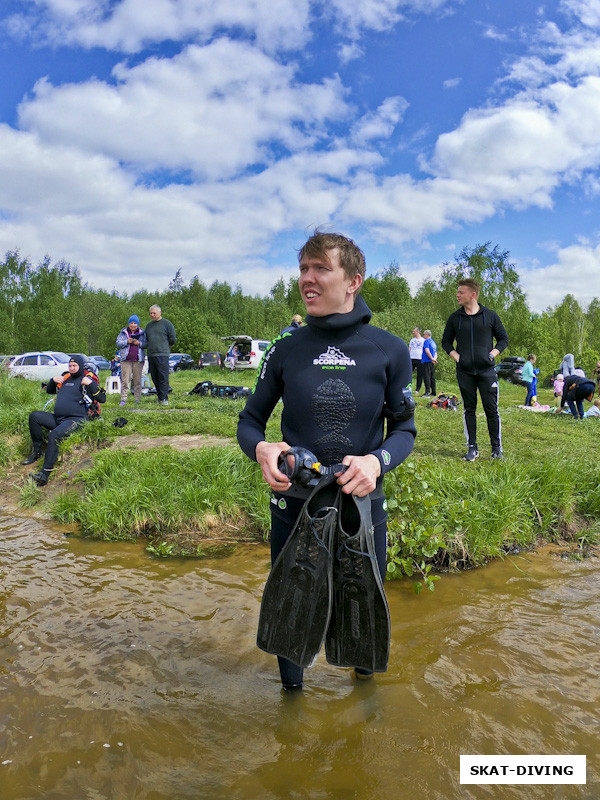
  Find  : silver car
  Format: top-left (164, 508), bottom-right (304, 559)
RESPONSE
top-left (8, 351), bottom-right (72, 381)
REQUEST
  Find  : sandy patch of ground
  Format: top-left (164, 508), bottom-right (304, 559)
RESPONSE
top-left (109, 434), bottom-right (232, 451)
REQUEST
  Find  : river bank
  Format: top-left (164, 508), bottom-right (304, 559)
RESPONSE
top-left (1, 369), bottom-right (598, 589)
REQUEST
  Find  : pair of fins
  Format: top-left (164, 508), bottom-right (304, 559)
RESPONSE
top-left (257, 477), bottom-right (391, 672)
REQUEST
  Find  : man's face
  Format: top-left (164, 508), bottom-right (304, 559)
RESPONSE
top-left (298, 248), bottom-right (361, 317)
top-left (149, 308), bottom-right (161, 321)
top-left (456, 285), bottom-right (476, 306)
top-left (68, 360), bottom-right (79, 374)
top-left (412, 328), bottom-right (419, 338)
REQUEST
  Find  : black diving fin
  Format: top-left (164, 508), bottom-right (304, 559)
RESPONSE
top-left (325, 491), bottom-right (391, 672)
top-left (257, 477), bottom-right (339, 668)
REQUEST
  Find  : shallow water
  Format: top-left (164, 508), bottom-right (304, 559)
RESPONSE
top-left (0, 515), bottom-right (598, 800)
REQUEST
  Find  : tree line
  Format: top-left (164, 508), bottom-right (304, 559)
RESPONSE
top-left (1, 245), bottom-right (598, 382)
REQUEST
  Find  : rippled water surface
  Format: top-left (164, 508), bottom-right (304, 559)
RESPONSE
top-left (1, 515), bottom-right (598, 800)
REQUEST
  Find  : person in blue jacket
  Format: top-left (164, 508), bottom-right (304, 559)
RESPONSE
top-left (237, 231), bottom-right (416, 691)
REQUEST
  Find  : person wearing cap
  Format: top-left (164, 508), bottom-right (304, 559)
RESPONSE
top-left (116, 315), bottom-right (147, 406)
top-left (23, 355), bottom-right (106, 485)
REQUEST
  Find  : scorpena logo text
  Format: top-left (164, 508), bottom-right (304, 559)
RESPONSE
top-left (313, 346), bottom-right (356, 369)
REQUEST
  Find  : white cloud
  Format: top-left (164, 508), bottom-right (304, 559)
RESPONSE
top-left (443, 77), bottom-right (461, 88)
top-left (351, 97), bottom-right (408, 145)
top-left (5, 0), bottom-right (312, 53)
top-left (18, 40), bottom-right (349, 180)
top-left (521, 241), bottom-right (600, 310)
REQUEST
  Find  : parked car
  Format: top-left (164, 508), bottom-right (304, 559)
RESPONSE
top-left (0, 355), bottom-right (16, 371)
top-left (88, 355), bottom-right (111, 371)
top-left (169, 353), bottom-right (195, 372)
top-left (495, 356), bottom-right (526, 386)
top-left (8, 351), bottom-right (72, 381)
top-left (221, 335), bottom-right (270, 369)
top-left (199, 352), bottom-right (224, 369)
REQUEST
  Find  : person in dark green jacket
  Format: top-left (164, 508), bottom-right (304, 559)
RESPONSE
top-left (145, 305), bottom-right (176, 406)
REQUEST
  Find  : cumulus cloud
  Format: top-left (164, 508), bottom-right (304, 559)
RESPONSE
top-left (18, 40), bottom-right (349, 180)
top-left (5, 0), bottom-right (455, 52)
top-left (5, 0), bottom-right (312, 53)
top-left (521, 241), bottom-right (600, 310)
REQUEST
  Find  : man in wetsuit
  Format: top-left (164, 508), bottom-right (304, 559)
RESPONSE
top-left (23, 355), bottom-right (106, 485)
top-left (441, 278), bottom-right (508, 461)
top-left (237, 231), bottom-right (416, 690)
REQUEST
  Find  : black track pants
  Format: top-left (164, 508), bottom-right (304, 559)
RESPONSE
top-left (456, 368), bottom-right (501, 450)
top-left (148, 355), bottom-right (170, 401)
top-left (28, 411), bottom-right (83, 471)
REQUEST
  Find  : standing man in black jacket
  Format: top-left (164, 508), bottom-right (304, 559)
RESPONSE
top-left (441, 279), bottom-right (509, 461)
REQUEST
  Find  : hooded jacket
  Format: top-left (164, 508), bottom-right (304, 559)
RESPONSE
top-left (442, 305), bottom-right (508, 374)
top-left (237, 295), bottom-right (416, 486)
top-left (116, 326), bottom-right (147, 362)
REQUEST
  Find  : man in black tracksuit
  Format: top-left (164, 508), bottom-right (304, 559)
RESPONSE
top-left (23, 354), bottom-right (106, 485)
top-left (237, 231), bottom-right (416, 691)
top-left (442, 279), bottom-right (508, 461)
top-left (560, 374), bottom-right (595, 419)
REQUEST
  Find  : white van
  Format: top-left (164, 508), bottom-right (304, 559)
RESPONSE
top-left (221, 336), bottom-right (270, 370)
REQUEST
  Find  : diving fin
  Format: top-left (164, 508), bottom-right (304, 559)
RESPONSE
top-left (257, 478), bottom-right (339, 668)
top-left (325, 492), bottom-right (391, 672)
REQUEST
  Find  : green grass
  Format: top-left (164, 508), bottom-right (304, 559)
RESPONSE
top-left (3, 369), bottom-right (599, 584)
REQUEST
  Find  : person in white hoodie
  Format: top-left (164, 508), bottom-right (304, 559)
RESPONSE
top-left (408, 327), bottom-right (425, 393)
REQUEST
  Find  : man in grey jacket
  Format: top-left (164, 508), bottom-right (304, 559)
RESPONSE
top-left (145, 305), bottom-right (176, 406)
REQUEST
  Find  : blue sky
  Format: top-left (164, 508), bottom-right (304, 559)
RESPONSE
top-left (1, 0), bottom-right (600, 311)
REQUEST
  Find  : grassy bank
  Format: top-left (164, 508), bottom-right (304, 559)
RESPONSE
top-left (2, 368), bottom-right (599, 587)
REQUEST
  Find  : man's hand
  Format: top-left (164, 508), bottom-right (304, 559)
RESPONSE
top-left (81, 376), bottom-right (93, 386)
top-left (53, 375), bottom-right (65, 386)
top-left (489, 348), bottom-right (500, 359)
top-left (335, 454), bottom-right (381, 497)
top-left (255, 441), bottom-right (292, 492)
top-left (450, 350), bottom-right (460, 363)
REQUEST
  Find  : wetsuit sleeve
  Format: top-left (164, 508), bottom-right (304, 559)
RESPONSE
top-left (237, 343), bottom-right (284, 461)
top-left (492, 312), bottom-right (509, 354)
top-left (88, 380), bottom-right (107, 404)
top-left (441, 314), bottom-right (457, 356)
top-left (369, 338), bottom-right (416, 475)
top-left (46, 379), bottom-right (59, 395)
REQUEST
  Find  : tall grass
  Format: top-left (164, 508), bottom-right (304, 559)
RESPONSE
top-left (4, 368), bottom-right (599, 578)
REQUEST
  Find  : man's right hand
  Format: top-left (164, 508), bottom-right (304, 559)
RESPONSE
top-left (53, 375), bottom-right (65, 386)
top-left (255, 441), bottom-right (292, 492)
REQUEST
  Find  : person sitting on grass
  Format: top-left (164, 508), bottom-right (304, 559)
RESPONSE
top-left (560, 374), bottom-right (595, 420)
top-left (584, 398), bottom-right (600, 418)
top-left (22, 355), bottom-right (106, 486)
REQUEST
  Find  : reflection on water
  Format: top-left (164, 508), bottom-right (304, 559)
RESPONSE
top-left (0, 515), bottom-right (598, 800)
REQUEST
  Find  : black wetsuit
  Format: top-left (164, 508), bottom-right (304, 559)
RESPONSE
top-left (441, 304), bottom-right (508, 451)
top-left (237, 296), bottom-right (416, 685)
top-left (29, 373), bottom-right (106, 472)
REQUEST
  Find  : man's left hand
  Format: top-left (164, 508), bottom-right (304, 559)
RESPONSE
top-left (335, 454), bottom-right (381, 497)
top-left (81, 376), bottom-right (92, 386)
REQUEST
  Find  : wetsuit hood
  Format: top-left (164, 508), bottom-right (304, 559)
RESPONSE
top-left (68, 354), bottom-right (86, 378)
top-left (305, 294), bottom-right (372, 332)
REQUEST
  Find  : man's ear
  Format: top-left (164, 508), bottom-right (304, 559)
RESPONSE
top-left (348, 273), bottom-right (363, 295)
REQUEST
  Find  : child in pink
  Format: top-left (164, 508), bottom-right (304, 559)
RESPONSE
top-left (553, 373), bottom-right (564, 397)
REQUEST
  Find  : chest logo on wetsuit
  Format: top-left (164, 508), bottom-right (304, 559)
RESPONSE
top-left (313, 346), bottom-right (356, 370)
